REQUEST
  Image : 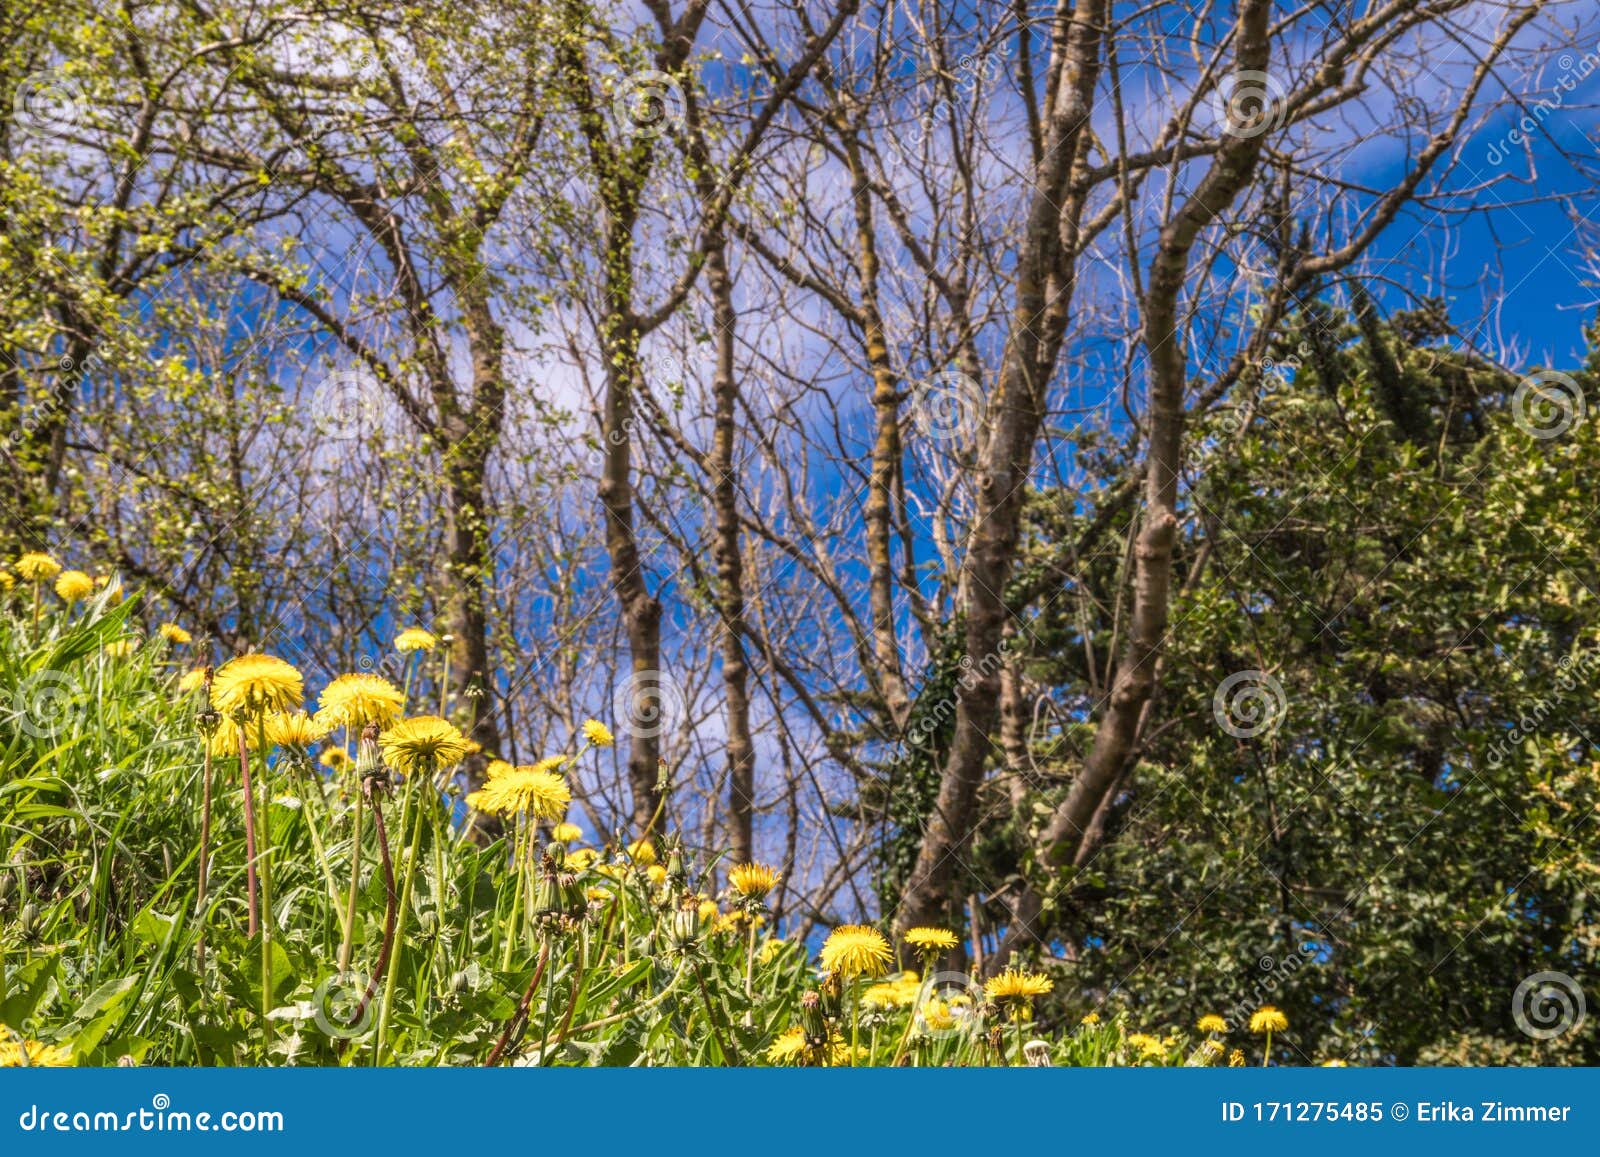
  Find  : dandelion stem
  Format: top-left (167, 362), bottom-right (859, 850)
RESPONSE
top-left (288, 756), bottom-right (345, 948)
top-left (195, 739), bottom-right (213, 973)
top-left (850, 975), bottom-right (861, 1067)
top-left (375, 762), bottom-right (426, 1062)
top-left (338, 788), bottom-right (363, 974)
top-left (693, 959), bottom-right (738, 1065)
top-left (235, 727), bottom-right (259, 939)
top-left (484, 936), bottom-right (552, 1066)
top-left (889, 987), bottom-right (923, 1067)
top-left (255, 713), bottom-right (276, 1052)
top-left (346, 777), bottom-right (397, 1039)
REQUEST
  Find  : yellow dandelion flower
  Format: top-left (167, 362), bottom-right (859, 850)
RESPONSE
top-left (0, 571), bottom-right (13, 591)
top-left (826, 1038), bottom-right (870, 1066)
top-left (566, 848), bottom-right (598, 870)
top-left (646, 864), bottom-right (667, 886)
top-left (551, 822), bottom-right (583, 843)
top-left (177, 669), bottom-right (207, 694)
top-left (532, 754), bottom-right (568, 773)
top-left (819, 924), bottom-right (893, 979)
top-left (15, 553), bottom-right (61, 582)
top-left (1081, 1011), bottom-right (1101, 1025)
top-left (320, 746), bottom-right (351, 771)
top-left (759, 938), bottom-right (786, 965)
top-left (582, 718), bottom-right (614, 748)
top-left (0, 1029), bottom-right (73, 1067)
top-left (54, 570), bottom-right (93, 603)
top-left (213, 654), bottom-right (304, 717)
top-left (1126, 1032), bottom-right (1165, 1059)
top-left (103, 638), bottom-right (137, 658)
top-left (627, 839), bottom-right (657, 866)
top-left (920, 998), bottom-right (957, 1032)
top-left (1322, 1058), bottom-right (1348, 1067)
top-left (159, 623), bottom-right (192, 645)
top-left (379, 715), bottom-right (470, 775)
top-left (485, 758), bottom-right (514, 780)
top-left (1228, 1048), bottom-right (1246, 1067)
top-left (728, 862), bottom-right (781, 900)
top-left (861, 972), bottom-right (922, 1009)
top-left (697, 899), bottom-right (719, 924)
top-left (266, 710), bottom-right (329, 749)
top-left (1198, 1039), bottom-right (1226, 1063)
top-left (394, 627), bottom-right (438, 653)
top-left (1197, 1014), bottom-right (1228, 1034)
top-left (985, 968), bottom-right (1053, 1003)
top-left (766, 1025), bottom-right (809, 1065)
top-left (1249, 1006), bottom-right (1288, 1035)
top-left (315, 673), bottom-right (405, 730)
top-left (206, 715), bottom-right (250, 758)
top-left (904, 926), bottom-right (959, 954)
top-left (470, 765), bottom-right (570, 819)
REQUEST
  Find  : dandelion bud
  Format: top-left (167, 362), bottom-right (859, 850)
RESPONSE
top-left (533, 873), bottom-right (564, 920)
top-left (19, 901), bottom-right (39, 937)
top-left (665, 900), bottom-right (702, 955)
top-left (799, 990), bottom-right (828, 1046)
top-left (356, 724), bottom-right (382, 780)
top-left (559, 873), bottom-right (586, 918)
top-left (666, 847), bottom-right (686, 887)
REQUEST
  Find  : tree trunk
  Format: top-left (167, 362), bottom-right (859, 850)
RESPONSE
top-left (842, 127), bottom-right (912, 732)
top-left (985, 0), bottom-right (1274, 972)
top-left (893, 0), bottom-right (1108, 935)
top-left (599, 297), bottom-right (666, 835)
top-left (707, 237), bottom-right (757, 862)
top-left (441, 444), bottom-right (503, 764)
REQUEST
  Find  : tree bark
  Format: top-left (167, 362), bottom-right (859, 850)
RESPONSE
top-left (893, 0), bottom-right (1108, 935)
top-left (983, 0), bottom-right (1275, 971)
top-left (706, 236), bottom-right (757, 862)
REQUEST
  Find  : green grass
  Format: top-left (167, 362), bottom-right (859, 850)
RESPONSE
top-left (0, 578), bottom-right (1260, 1067)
